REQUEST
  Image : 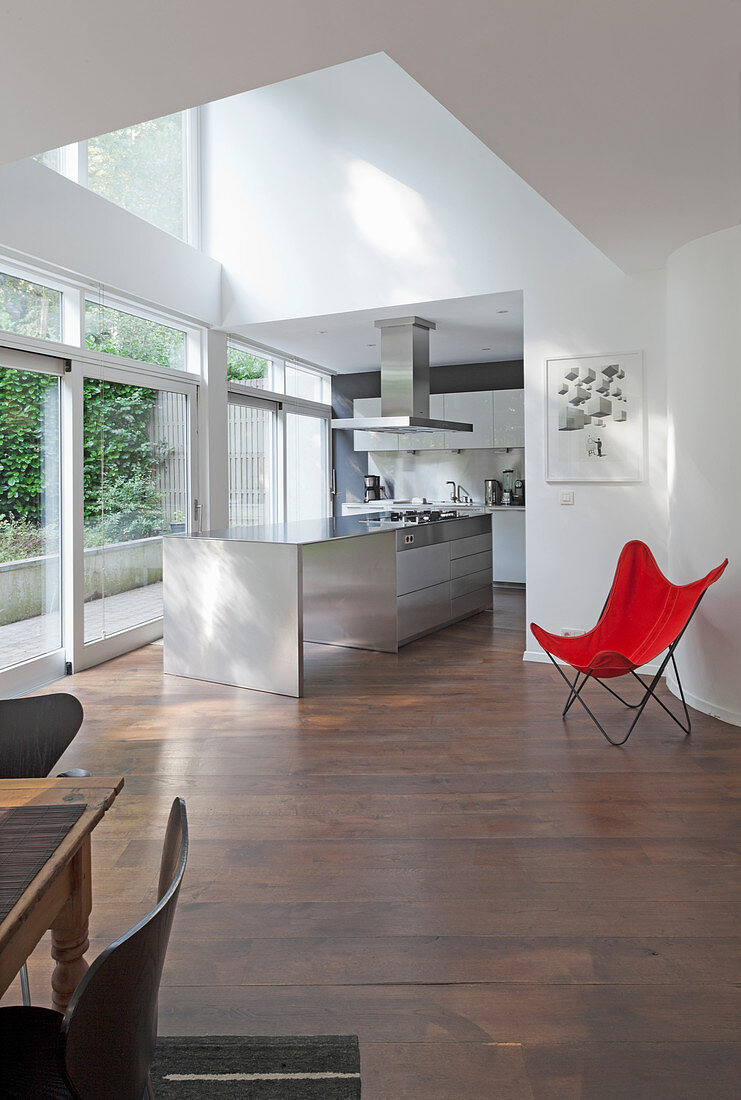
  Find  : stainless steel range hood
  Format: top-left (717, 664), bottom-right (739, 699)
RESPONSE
top-left (331, 316), bottom-right (473, 434)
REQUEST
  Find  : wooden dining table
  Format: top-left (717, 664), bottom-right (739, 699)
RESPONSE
top-left (0, 776), bottom-right (124, 1013)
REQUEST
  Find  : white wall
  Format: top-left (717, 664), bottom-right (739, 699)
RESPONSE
top-left (202, 55), bottom-right (668, 651)
top-left (666, 227), bottom-right (741, 726)
top-left (0, 159), bottom-right (221, 324)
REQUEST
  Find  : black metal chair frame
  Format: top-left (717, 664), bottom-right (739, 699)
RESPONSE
top-left (546, 591), bottom-right (706, 747)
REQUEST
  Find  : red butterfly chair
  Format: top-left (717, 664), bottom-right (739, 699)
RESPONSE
top-left (531, 541), bottom-right (728, 746)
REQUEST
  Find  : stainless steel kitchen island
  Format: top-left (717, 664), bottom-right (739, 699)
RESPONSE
top-left (163, 512), bottom-right (492, 697)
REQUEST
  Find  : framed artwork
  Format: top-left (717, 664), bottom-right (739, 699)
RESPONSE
top-left (545, 351), bottom-right (644, 482)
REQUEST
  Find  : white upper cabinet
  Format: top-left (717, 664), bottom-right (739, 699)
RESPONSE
top-left (353, 398), bottom-right (398, 451)
top-left (443, 391), bottom-right (494, 449)
top-left (492, 388), bottom-right (524, 448)
top-left (397, 394), bottom-right (446, 451)
top-left (352, 389), bottom-right (524, 451)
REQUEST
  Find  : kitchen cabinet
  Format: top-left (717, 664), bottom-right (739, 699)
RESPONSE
top-left (493, 388), bottom-right (524, 448)
top-left (354, 396), bottom-right (448, 451)
top-left (397, 394), bottom-right (445, 451)
top-left (491, 508), bottom-right (526, 583)
top-left (443, 391), bottom-right (494, 449)
top-left (353, 389), bottom-right (524, 451)
top-left (353, 398), bottom-right (398, 452)
top-left (395, 517), bottom-right (493, 645)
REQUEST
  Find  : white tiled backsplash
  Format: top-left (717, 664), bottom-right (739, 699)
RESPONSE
top-left (367, 447), bottom-right (525, 502)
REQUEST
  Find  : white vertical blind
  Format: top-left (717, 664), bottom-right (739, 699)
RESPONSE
top-left (152, 390), bottom-right (189, 523)
top-left (228, 403), bottom-right (275, 526)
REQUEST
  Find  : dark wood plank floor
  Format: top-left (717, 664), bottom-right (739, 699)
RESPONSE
top-left (6, 590), bottom-right (740, 1098)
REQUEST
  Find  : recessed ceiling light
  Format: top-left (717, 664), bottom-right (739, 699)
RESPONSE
top-left (481, 347), bottom-right (491, 351)
top-left (497, 309), bottom-right (509, 314)
top-left (316, 329), bottom-right (327, 334)
top-left (367, 343), bottom-right (376, 347)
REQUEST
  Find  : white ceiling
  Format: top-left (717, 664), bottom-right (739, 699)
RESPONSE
top-left (2, 1), bottom-right (740, 271)
top-left (233, 291), bottom-right (523, 374)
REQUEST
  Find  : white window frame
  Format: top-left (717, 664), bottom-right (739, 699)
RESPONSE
top-left (227, 388), bottom-right (283, 526)
top-left (0, 257), bottom-right (76, 347)
top-left (74, 357), bottom-right (199, 671)
top-left (0, 252), bottom-right (206, 691)
top-left (82, 290), bottom-right (199, 381)
top-left (227, 336), bottom-right (334, 525)
top-left (36, 110), bottom-right (198, 245)
top-left (0, 345), bottom-right (68, 697)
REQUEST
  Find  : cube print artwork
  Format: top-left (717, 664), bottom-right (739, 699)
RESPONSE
top-left (568, 384), bottom-right (590, 405)
top-left (546, 352), bottom-right (643, 481)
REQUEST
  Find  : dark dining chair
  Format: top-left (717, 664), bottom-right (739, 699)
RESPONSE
top-left (0, 693), bottom-right (86, 780)
top-left (0, 692), bottom-right (90, 1005)
top-left (0, 797), bottom-right (188, 1100)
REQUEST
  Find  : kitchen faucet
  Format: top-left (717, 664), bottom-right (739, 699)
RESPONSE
top-left (446, 480), bottom-right (458, 503)
top-left (457, 484), bottom-right (471, 503)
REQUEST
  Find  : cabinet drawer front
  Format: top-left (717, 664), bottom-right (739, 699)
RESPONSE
top-left (450, 550), bottom-right (491, 579)
top-left (450, 532), bottom-right (492, 560)
top-left (396, 542), bottom-right (451, 596)
top-left (397, 581), bottom-right (451, 643)
top-left (451, 568), bottom-right (492, 600)
top-left (451, 585), bottom-right (492, 619)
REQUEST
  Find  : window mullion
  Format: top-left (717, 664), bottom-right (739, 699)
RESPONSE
top-left (62, 360), bottom-right (85, 670)
top-left (77, 140), bottom-right (88, 188)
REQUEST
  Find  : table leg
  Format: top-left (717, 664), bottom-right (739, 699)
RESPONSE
top-left (50, 837), bottom-right (92, 1013)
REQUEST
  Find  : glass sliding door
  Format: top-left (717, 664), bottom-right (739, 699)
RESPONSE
top-left (228, 397), bottom-right (278, 527)
top-left (285, 411), bottom-right (329, 523)
top-left (0, 348), bottom-right (63, 675)
top-left (83, 377), bottom-right (191, 642)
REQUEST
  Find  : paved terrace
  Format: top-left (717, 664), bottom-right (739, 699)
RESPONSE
top-left (0, 583), bottom-right (163, 670)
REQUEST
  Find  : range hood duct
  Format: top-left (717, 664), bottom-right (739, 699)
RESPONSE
top-left (331, 316), bottom-right (473, 434)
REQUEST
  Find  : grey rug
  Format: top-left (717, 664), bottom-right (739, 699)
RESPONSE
top-left (150, 1035), bottom-right (361, 1098)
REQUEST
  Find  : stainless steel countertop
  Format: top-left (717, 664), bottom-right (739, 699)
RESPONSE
top-left (342, 501), bottom-right (525, 513)
top-left (166, 512), bottom-right (488, 546)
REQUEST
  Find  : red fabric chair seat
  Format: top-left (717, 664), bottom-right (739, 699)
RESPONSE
top-left (531, 541), bottom-right (728, 678)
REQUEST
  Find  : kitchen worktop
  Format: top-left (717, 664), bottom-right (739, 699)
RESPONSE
top-left (340, 500), bottom-right (525, 584)
top-left (342, 500), bottom-right (526, 514)
top-left (164, 512), bottom-right (492, 698)
top-left (167, 512), bottom-right (488, 546)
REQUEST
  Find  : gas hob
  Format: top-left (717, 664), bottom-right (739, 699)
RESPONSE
top-left (388, 509), bottom-right (463, 525)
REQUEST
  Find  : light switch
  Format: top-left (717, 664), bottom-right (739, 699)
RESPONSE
top-left (560, 490), bottom-right (575, 506)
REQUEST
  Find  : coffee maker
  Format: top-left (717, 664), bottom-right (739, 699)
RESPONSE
top-left (513, 478), bottom-right (525, 506)
top-left (501, 469), bottom-right (515, 506)
top-left (364, 475), bottom-right (383, 503)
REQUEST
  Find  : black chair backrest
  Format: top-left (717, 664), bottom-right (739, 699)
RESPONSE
top-left (0, 693), bottom-right (84, 778)
top-left (61, 798), bottom-right (188, 1100)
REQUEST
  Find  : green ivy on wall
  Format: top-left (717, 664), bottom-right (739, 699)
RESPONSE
top-left (0, 369), bottom-right (59, 524)
top-left (0, 369), bottom-right (169, 541)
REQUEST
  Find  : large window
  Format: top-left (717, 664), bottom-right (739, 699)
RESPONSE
top-left (85, 300), bottom-right (187, 371)
top-left (33, 110), bottom-right (193, 242)
top-left (0, 270), bottom-right (62, 343)
top-left (286, 361), bottom-right (331, 404)
top-left (83, 377), bottom-right (191, 643)
top-left (286, 412), bottom-right (329, 523)
top-left (228, 344), bottom-right (332, 528)
top-left (0, 256), bottom-right (200, 689)
top-left (227, 344), bottom-right (272, 389)
top-left (33, 150), bottom-right (61, 172)
top-left (0, 351), bottom-right (62, 674)
top-left (228, 400), bottom-right (277, 527)
top-left (87, 114), bottom-right (187, 238)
